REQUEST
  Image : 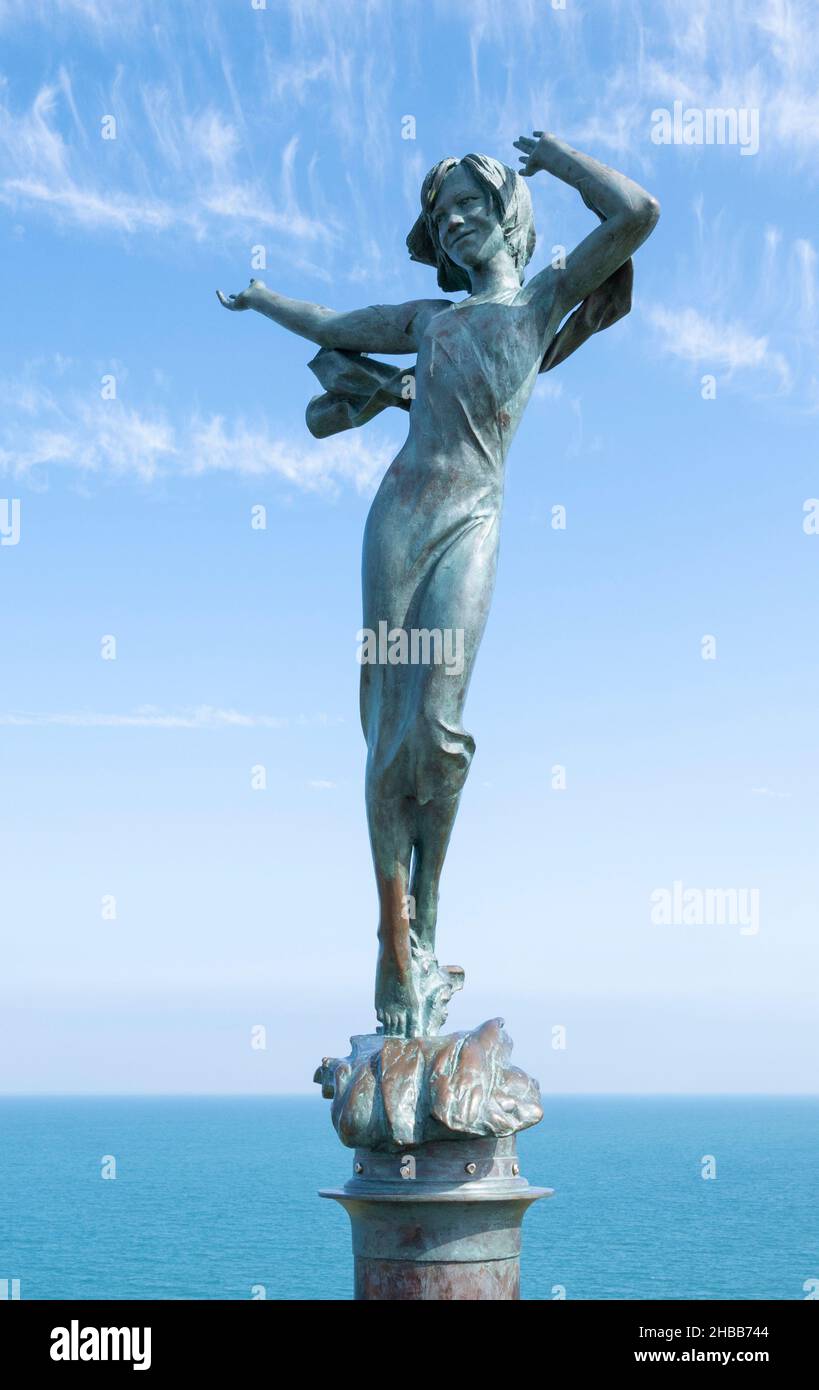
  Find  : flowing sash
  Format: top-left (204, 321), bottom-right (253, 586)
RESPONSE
top-left (305, 259), bottom-right (633, 440)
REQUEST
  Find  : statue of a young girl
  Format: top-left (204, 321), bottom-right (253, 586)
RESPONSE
top-left (218, 131), bottom-right (660, 1042)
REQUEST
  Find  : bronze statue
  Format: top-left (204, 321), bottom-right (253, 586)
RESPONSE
top-left (218, 132), bottom-right (659, 1141)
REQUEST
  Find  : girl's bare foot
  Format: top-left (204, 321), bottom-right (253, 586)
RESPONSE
top-left (375, 939), bottom-right (424, 1037)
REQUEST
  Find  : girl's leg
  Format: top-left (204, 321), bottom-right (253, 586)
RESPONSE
top-left (366, 783), bottom-right (422, 1036)
top-left (409, 791), bottom-right (460, 955)
top-left (407, 792), bottom-right (467, 1034)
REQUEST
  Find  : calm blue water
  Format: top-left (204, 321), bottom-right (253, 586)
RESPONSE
top-left (1, 1097), bottom-right (816, 1300)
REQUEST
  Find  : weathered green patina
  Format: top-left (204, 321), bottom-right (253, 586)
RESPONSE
top-left (218, 132), bottom-right (659, 1140)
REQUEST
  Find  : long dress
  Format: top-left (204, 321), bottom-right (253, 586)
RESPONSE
top-left (360, 287), bottom-right (547, 808)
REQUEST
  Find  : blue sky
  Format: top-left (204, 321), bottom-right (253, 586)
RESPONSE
top-left (1, 0), bottom-right (817, 1094)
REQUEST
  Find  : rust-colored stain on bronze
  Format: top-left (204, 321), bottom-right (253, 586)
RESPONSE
top-left (397, 1223), bottom-right (426, 1251)
top-left (355, 1257), bottom-right (520, 1302)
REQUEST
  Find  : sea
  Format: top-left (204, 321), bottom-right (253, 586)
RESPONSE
top-left (1, 1096), bottom-right (816, 1300)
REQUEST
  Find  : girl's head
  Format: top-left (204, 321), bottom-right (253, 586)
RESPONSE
top-left (407, 154), bottom-right (536, 292)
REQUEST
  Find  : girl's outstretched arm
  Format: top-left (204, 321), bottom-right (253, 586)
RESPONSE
top-left (216, 280), bottom-right (449, 353)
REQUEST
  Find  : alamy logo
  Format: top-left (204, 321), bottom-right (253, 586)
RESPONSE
top-left (50, 1321), bottom-right (151, 1371)
top-left (651, 101), bottom-right (759, 156)
top-left (357, 622), bottom-right (465, 676)
top-left (1, 498), bottom-right (21, 546)
top-left (650, 881), bottom-right (760, 936)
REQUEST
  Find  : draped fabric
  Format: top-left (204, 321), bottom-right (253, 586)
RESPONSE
top-left (305, 257), bottom-right (632, 439)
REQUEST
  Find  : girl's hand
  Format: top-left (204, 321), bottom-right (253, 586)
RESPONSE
top-left (216, 278), bottom-right (267, 311)
top-left (512, 131), bottom-right (554, 177)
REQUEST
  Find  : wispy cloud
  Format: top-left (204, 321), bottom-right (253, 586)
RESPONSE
top-left (0, 706), bottom-right (339, 729)
top-left (0, 0), bottom-right (138, 33)
top-left (2, 176), bottom-right (181, 232)
top-left (0, 68), bottom-right (329, 245)
top-left (188, 415), bottom-right (393, 494)
top-left (533, 378), bottom-right (564, 402)
top-left (644, 304), bottom-right (792, 391)
top-left (643, 199), bottom-right (817, 401)
top-left (0, 79), bottom-right (194, 236)
top-left (0, 369), bottom-right (396, 494)
top-left (0, 382), bottom-right (178, 482)
top-left (443, 0), bottom-right (819, 179)
top-left (2, 0), bottom-right (818, 418)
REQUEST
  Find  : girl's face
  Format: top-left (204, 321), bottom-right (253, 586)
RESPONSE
top-left (430, 164), bottom-right (507, 276)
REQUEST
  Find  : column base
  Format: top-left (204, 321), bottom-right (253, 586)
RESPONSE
top-left (321, 1135), bottom-right (552, 1301)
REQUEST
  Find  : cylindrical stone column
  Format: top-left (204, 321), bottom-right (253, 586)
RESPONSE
top-left (321, 1135), bottom-right (551, 1301)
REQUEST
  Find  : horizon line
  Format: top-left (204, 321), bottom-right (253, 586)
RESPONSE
top-left (1, 1090), bottom-right (817, 1100)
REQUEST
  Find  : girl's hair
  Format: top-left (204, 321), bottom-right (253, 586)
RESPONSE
top-left (406, 153), bottom-right (536, 292)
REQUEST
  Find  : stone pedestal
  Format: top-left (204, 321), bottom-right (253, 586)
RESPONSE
top-left (321, 1135), bottom-right (551, 1301)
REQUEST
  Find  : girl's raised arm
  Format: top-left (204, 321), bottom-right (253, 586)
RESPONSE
top-left (513, 132), bottom-right (660, 320)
